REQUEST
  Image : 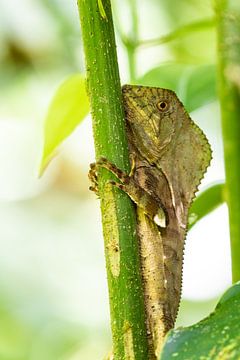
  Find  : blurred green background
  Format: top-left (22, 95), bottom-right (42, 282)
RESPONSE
top-left (0, 0), bottom-right (232, 359)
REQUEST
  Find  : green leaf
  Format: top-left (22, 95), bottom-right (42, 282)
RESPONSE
top-left (188, 183), bottom-right (225, 229)
top-left (184, 65), bottom-right (217, 112)
top-left (138, 63), bottom-right (217, 112)
top-left (218, 282), bottom-right (240, 306)
top-left (160, 282), bottom-right (240, 360)
top-left (40, 74), bottom-right (89, 175)
top-left (138, 63), bottom-right (185, 93)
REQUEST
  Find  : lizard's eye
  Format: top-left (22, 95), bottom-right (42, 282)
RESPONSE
top-left (157, 100), bottom-right (169, 112)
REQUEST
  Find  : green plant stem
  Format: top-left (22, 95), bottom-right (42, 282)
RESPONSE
top-left (114, 0), bottom-right (139, 82)
top-left (126, 0), bottom-right (139, 82)
top-left (77, 1), bottom-right (148, 358)
top-left (129, 0), bottom-right (138, 40)
top-left (216, 0), bottom-right (240, 282)
top-left (128, 45), bottom-right (137, 83)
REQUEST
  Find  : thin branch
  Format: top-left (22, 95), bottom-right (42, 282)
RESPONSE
top-left (138, 18), bottom-right (216, 48)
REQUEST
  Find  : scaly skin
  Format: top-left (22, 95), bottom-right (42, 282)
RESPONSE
top-left (89, 85), bottom-right (212, 359)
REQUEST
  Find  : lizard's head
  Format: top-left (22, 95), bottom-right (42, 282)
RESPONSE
top-left (122, 84), bottom-right (185, 163)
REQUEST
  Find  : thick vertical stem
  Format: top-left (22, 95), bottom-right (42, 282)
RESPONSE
top-left (216, 0), bottom-right (240, 282)
top-left (77, 1), bottom-right (149, 358)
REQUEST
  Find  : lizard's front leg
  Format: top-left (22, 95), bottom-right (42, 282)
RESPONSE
top-left (88, 163), bottom-right (99, 196)
top-left (89, 157), bottom-right (167, 228)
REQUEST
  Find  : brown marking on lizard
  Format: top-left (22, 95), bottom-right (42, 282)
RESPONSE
top-left (89, 85), bottom-right (212, 358)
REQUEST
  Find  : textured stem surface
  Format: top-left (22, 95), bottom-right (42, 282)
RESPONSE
top-left (77, 1), bottom-right (148, 358)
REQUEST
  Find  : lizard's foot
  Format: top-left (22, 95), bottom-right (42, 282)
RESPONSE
top-left (88, 162), bottom-right (99, 196)
top-left (95, 157), bottom-right (167, 227)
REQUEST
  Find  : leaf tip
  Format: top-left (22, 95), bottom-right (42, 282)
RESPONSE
top-left (38, 149), bottom-right (57, 178)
